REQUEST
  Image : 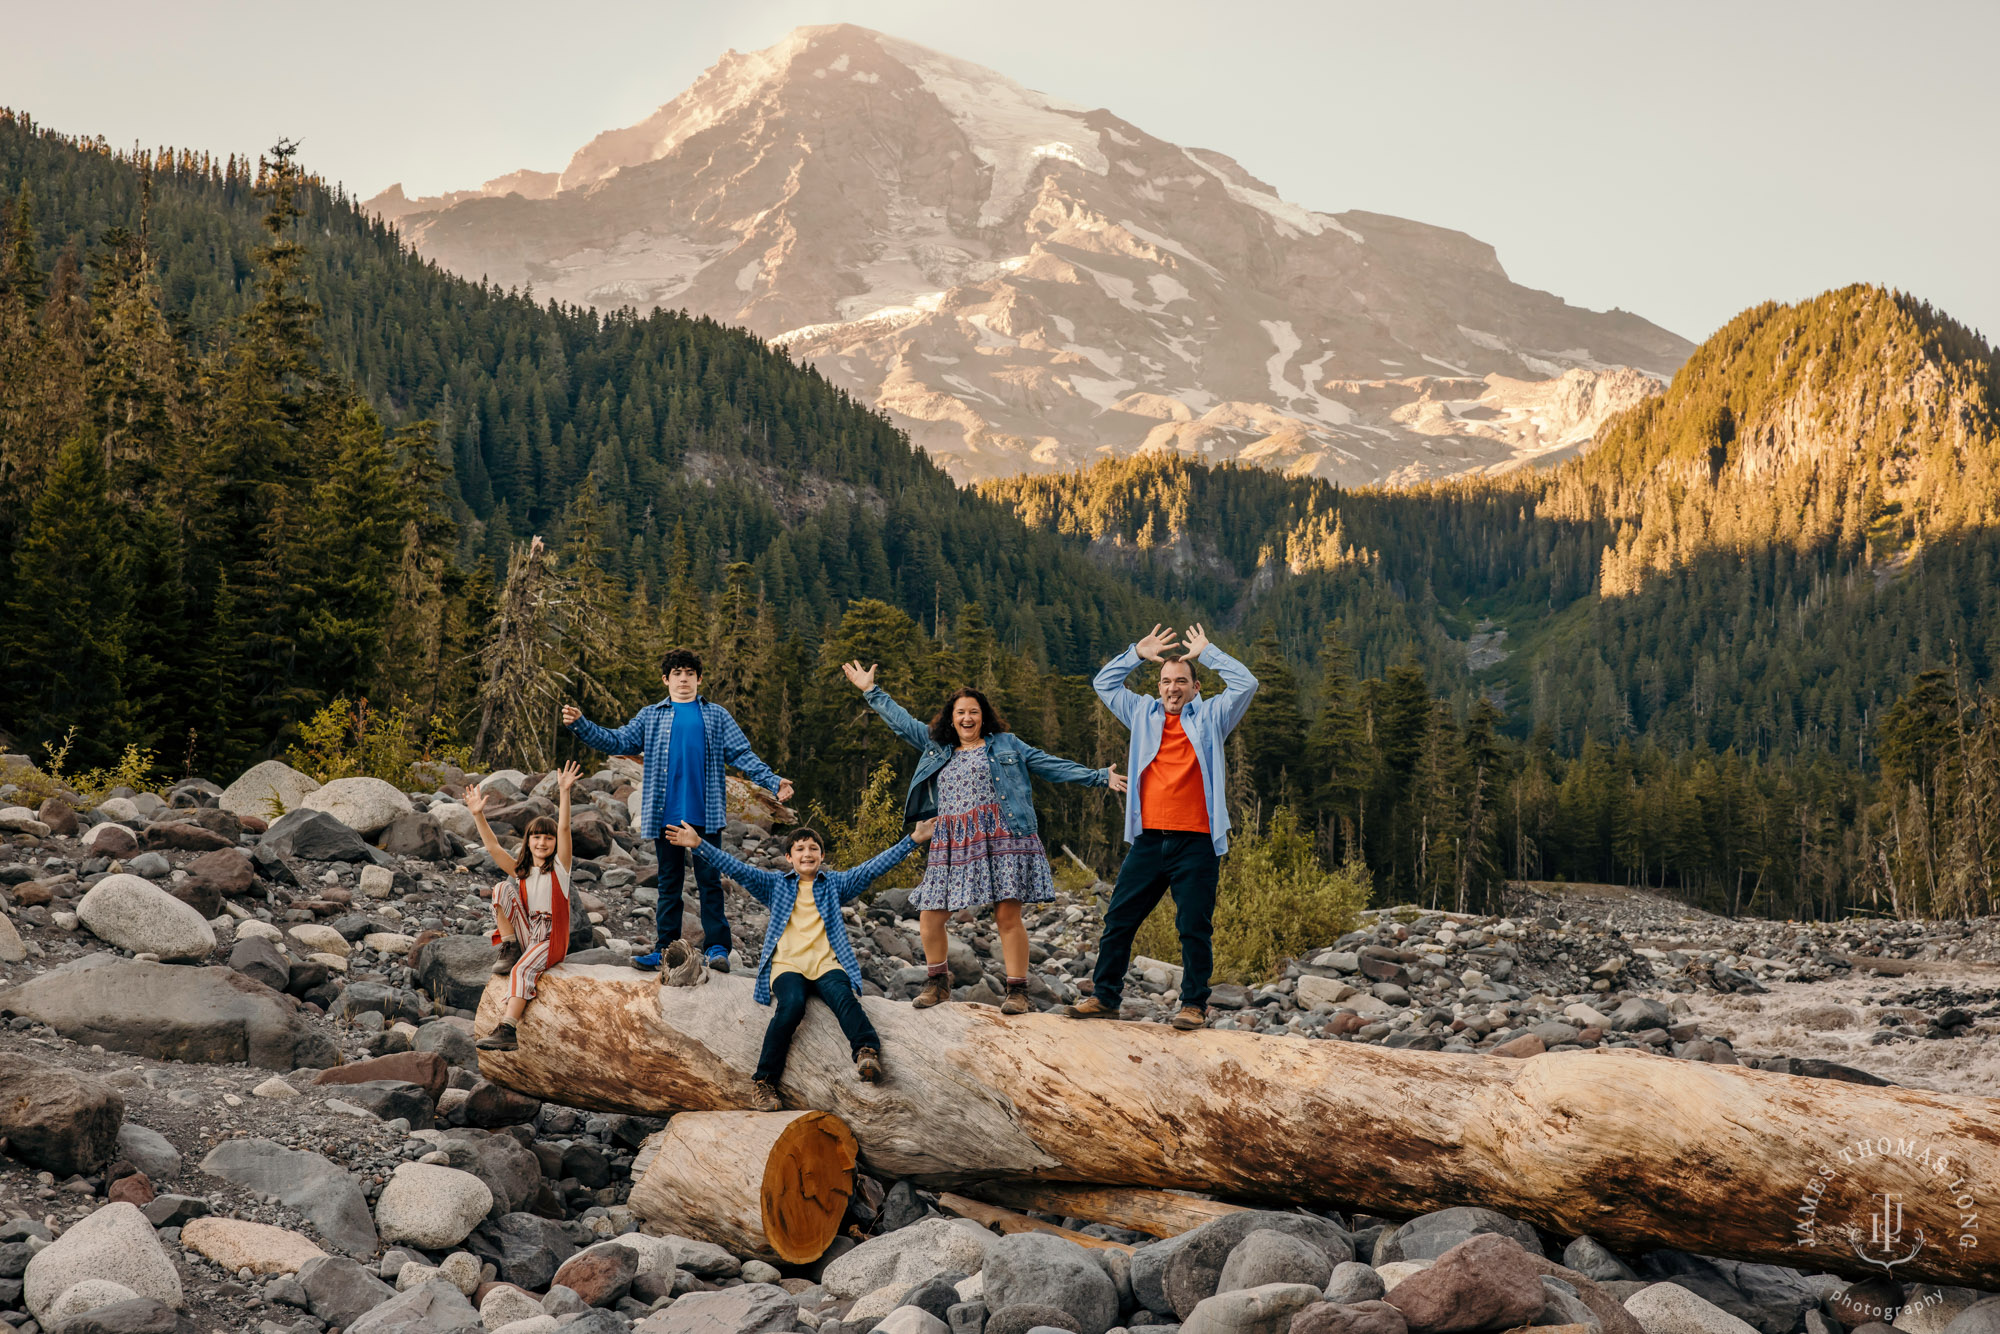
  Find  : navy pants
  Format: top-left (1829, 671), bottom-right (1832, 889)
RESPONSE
top-left (653, 828), bottom-right (728, 952)
top-left (1090, 830), bottom-right (1220, 1010)
top-left (755, 969), bottom-right (879, 1084)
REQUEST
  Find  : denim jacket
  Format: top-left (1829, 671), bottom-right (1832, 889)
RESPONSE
top-left (861, 687), bottom-right (1109, 839)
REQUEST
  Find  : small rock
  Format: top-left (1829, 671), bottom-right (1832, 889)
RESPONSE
top-left (1622, 1283), bottom-right (1761, 1334)
top-left (77, 873), bottom-right (216, 960)
top-left (1180, 1284), bottom-right (1323, 1334)
top-left (374, 1161), bottom-right (494, 1248)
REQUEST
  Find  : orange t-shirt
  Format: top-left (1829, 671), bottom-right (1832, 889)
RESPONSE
top-left (1141, 714), bottom-right (1210, 833)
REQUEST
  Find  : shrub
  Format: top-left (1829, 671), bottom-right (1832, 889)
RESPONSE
top-left (1132, 807), bottom-right (1371, 982)
top-left (285, 696), bottom-right (465, 790)
top-left (0, 727), bottom-right (159, 810)
top-left (806, 759), bottom-right (923, 896)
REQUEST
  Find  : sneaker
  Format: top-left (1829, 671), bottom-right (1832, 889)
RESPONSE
top-left (705, 946), bottom-right (733, 973)
top-left (749, 1079), bottom-right (784, 1111)
top-left (630, 950), bottom-right (662, 972)
top-left (1172, 1004), bottom-right (1208, 1031)
top-left (663, 939), bottom-right (707, 988)
top-left (912, 975), bottom-right (951, 1009)
top-left (854, 1047), bottom-right (883, 1083)
top-left (1000, 981), bottom-right (1031, 1016)
top-left (1065, 997), bottom-right (1124, 1020)
top-left (489, 940), bottom-right (523, 976)
top-left (475, 1021), bottom-right (518, 1051)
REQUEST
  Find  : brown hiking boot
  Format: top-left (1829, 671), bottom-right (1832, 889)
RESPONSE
top-left (748, 1079), bottom-right (784, 1111)
top-left (855, 1047), bottom-right (883, 1083)
top-left (912, 975), bottom-right (951, 1009)
top-left (1172, 1004), bottom-right (1207, 1031)
top-left (1065, 996), bottom-right (1123, 1020)
top-left (1000, 981), bottom-right (1031, 1015)
top-left (475, 1021), bottom-right (518, 1051)
top-left (490, 940), bottom-right (523, 976)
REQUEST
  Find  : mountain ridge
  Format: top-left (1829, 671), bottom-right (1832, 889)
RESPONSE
top-left (366, 24), bottom-right (1694, 485)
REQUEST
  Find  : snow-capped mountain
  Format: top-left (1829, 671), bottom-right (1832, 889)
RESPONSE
top-left (367, 25), bottom-right (1692, 484)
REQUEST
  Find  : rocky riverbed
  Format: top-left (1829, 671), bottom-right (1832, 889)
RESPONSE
top-left (0, 760), bottom-right (1995, 1333)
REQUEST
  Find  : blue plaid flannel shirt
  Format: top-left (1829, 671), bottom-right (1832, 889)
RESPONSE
top-left (690, 837), bottom-right (917, 1004)
top-left (565, 697), bottom-right (780, 838)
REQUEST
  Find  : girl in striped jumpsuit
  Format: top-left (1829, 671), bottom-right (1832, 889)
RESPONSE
top-left (468, 760), bottom-right (583, 1052)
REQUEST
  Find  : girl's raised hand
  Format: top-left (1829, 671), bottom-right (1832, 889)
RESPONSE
top-left (841, 660), bottom-right (878, 692)
top-left (463, 784), bottom-right (488, 818)
top-left (1107, 764), bottom-right (1129, 794)
top-left (556, 760), bottom-right (582, 793)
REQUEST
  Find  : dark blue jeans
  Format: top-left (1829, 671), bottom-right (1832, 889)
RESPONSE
top-left (1090, 830), bottom-right (1220, 1010)
top-left (653, 828), bottom-right (728, 953)
top-left (755, 969), bottom-right (879, 1083)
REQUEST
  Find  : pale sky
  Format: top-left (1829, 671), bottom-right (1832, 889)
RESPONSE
top-left (6, 0), bottom-right (1996, 345)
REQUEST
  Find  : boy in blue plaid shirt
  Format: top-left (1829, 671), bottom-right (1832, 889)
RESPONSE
top-left (563, 648), bottom-right (794, 973)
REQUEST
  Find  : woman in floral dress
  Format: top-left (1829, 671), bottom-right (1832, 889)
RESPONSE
top-left (842, 661), bottom-right (1126, 1013)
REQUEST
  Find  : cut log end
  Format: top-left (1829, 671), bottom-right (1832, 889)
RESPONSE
top-left (630, 1109), bottom-right (857, 1264)
top-left (762, 1110), bottom-right (859, 1264)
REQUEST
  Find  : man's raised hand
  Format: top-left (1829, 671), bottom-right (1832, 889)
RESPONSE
top-left (1181, 623), bottom-right (1212, 659)
top-left (664, 821), bottom-right (704, 849)
top-left (560, 704), bottom-right (582, 725)
top-left (1136, 623), bottom-right (1181, 663)
top-left (841, 661), bottom-right (878, 692)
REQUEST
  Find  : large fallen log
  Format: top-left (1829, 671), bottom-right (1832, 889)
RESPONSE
top-left (476, 966), bottom-right (2000, 1287)
top-left (627, 1110), bottom-right (855, 1263)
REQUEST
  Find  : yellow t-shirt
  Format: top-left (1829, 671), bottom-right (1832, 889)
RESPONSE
top-left (770, 884), bottom-right (840, 982)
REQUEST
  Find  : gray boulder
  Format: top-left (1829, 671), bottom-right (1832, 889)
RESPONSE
top-left (346, 1278), bottom-right (482, 1333)
top-left (229, 935), bottom-right (291, 992)
top-left (1324, 1263), bottom-right (1386, 1306)
top-left (1374, 1208), bottom-right (1543, 1264)
top-left (262, 808), bottom-right (372, 862)
top-left (438, 1129), bottom-right (541, 1219)
top-left (77, 874), bottom-right (216, 960)
top-left (1536, 1277), bottom-right (1600, 1330)
top-left (1607, 998), bottom-right (1672, 1033)
top-left (1217, 1231), bottom-right (1333, 1295)
top-left (985, 1305), bottom-right (1083, 1334)
top-left (1563, 1238), bottom-right (1637, 1284)
top-left (23, 1202), bottom-right (182, 1321)
top-left (1624, 1284), bottom-right (1762, 1334)
top-left (467, 1213), bottom-right (576, 1292)
top-left (1943, 1301), bottom-right (2000, 1334)
top-left (35, 1297), bottom-right (196, 1333)
top-left (414, 935), bottom-right (502, 1010)
top-left (116, 1124), bottom-right (181, 1182)
top-left (1639, 1253), bottom-right (1819, 1334)
top-left (200, 1138), bottom-right (378, 1255)
top-left (380, 812), bottom-right (450, 861)
top-left (1180, 1284), bottom-right (1324, 1334)
top-left (414, 1017), bottom-right (480, 1070)
top-left (299, 777), bottom-right (414, 838)
top-left (220, 760), bottom-right (321, 819)
top-left (298, 1255), bottom-right (397, 1328)
top-left (982, 1233), bottom-right (1120, 1334)
top-left (1160, 1213), bottom-right (1354, 1319)
top-left (0, 954), bottom-right (338, 1070)
top-left (634, 1281), bottom-right (798, 1334)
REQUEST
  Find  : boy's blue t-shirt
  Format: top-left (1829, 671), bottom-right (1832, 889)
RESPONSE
top-left (665, 700), bottom-right (708, 829)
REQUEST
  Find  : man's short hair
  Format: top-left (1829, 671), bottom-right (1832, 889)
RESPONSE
top-left (1158, 658), bottom-right (1200, 685)
top-left (783, 827), bottom-right (823, 855)
top-left (660, 647), bottom-right (703, 679)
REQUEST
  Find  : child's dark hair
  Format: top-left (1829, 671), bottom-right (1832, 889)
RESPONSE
top-left (517, 816), bottom-right (559, 873)
top-left (660, 647), bottom-right (703, 679)
top-left (783, 827), bottom-right (824, 854)
top-left (928, 687), bottom-right (1010, 746)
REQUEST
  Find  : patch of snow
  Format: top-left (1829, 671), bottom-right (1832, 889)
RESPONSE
top-left (1061, 343), bottom-right (1124, 376)
top-left (735, 258), bottom-right (762, 293)
top-left (1078, 264), bottom-right (1142, 310)
top-left (852, 71), bottom-right (880, 84)
top-left (1068, 374), bottom-right (1137, 411)
top-left (1107, 126), bottom-right (1140, 147)
top-left (1147, 274), bottom-right (1191, 305)
top-left (828, 53), bottom-right (850, 72)
top-left (1181, 149), bottom-right (1361, 243)
top-left (1457, 325), bottom-right (1513, 353)
top-left (941, 373), bottom-right (1005, 404)
top-left (964, 312), bottom-right (1018, 348)
top-left (876, 33), bottom-right (1109, 226)
top-left (1423, 353), bottom-right (1472, 375)
top-left (1261, 319), bottom-right (1303, 400)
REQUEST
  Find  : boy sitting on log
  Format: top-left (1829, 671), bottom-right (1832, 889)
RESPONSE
top-left (660, 817), bottom-right (935, 1108)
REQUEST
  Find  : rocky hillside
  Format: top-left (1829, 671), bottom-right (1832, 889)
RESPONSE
top-left (1, 758), bottom-right (1995, 1332)
top-left (366, 25), bottom-right (1692, 484)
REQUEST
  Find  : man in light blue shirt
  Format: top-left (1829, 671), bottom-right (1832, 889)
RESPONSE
top-left (1069, 623), bottom-right (1257, 1031)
